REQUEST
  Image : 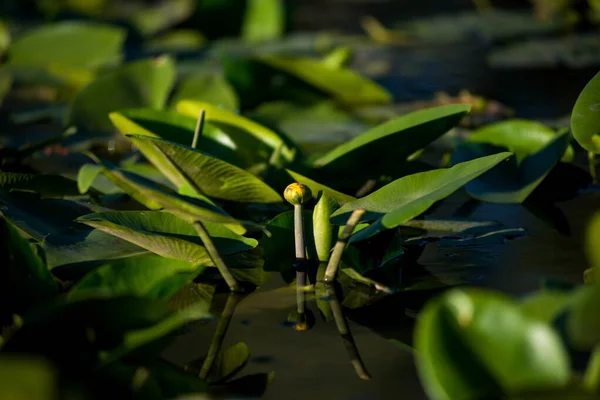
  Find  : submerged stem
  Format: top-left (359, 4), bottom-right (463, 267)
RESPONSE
top-left (294, 203), bottom-right (308, 327)
top-left (324, 209), bottom-right (366, 283)
top-left (589, 151), bottom-right (597, 184)
top-left (198, 293), bottom-right (242, 380)
top-left (191, 109), bottom-right (206, 150)
top-left (325, 284), bottom-right (371, 380)
top-left (193, 220), bottom-right (239, 292)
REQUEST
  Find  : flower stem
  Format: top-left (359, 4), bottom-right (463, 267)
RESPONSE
top-left (193, 220), bottom-right (239, 292)
top-left (326, 284), bottom-right (371, 380)
top-left (293, 204), bottom-right (307, 322)
top-left (198, 293), bottom-right (242, 380)
top-left (324, 209), bottom-right (366, 283)
top-left (191, 109), bottom-right (205, 150)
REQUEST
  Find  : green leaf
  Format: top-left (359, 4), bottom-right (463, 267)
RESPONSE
top-left (519, 290), bottom-right (571, 324)
top-left (187, 342), bottom-right (250, 383)
top-left (241, 0), bottom-right (284, 43)
top-left (257, 55), bottom-right (391, 106)
top-left (414, 288), bottom-right (571, 400)
top-left (313, 192), bottom-right (339, 263)
top-left (313, 104), bottom-right (471, 171)
top-left (0, 216), bottom-right (60, 318)
top-left (127, 135), bottom-right (283, 204)
top-left (176, 100), bottom-right (297, 162)
top-left (170, 73), bottom-right (238, 111)
top-left (452, 132), bottom-right (570, 203)
top-left (76, 210), bottom-right (256, 266)
top-left (9, 21), bottom-right (125, 69)
top-left (131, 0), bottom-right (196, 37)
top-left (70, 253), bottom-right (201, 300)
top-left (0, 172), bottom-right (80, 198)
top-left (67, 56), bottom-right (176, 133)
top-left (77, 164), bottom-right (103, 194)
top-left (145, 29), bottom-right (206, 52)
top-left (566, 284), bottom-right (600, 350)
top-left (285, 169), bottom-right (356, 204)
top-left (330, 152), bottom-right (512, 241)
top-left (571, 71), bottom-right (600, 153)
top-left (0, 356), bottom-right (57, 400)
top-left (586, 212), bottom-right (600, 269)
top-left (467, 120), bottom-right (574, 163)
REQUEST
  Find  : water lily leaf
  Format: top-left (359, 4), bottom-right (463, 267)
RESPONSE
top-left (467, 120), bottom-right (574, 163)
top-left (9, 21), bottom-right (125, 69)
top-left (109, 109), bottom-right (262, 169)
top-left (170, 73), bottom-right (238, 111)
top-left (415, 288), bottom-right (571, 400)
top-left (313, 104), bottom-right (471, 171)
top-left (572, 71), bottom-right (600, 153)
top-left (0, 356), bottom-right (57, 400)
top-left (452, 132), bottom-right (570, 204)
top-left (176, 100), bottom-right (297, 162)
top-left (70, 253), bottom-right (201, 300)
top-left (67, 56), bottom-right (176, 133)
top-left (76, 210), bottom-right (256, 266)
top-left (127, 135), bottom-right (282, 204)
top-left (257, 55), bottom-right (391, 106)
top-left (187, 342), bottom-right (250, 383)
top-left (566, 284), bottom-right (600, 350)
top-left (0, 216), bottom-right (60, 320)
top-left (330, 152), bottom-right (512, 241)
top-left (0, 172), bottom-right (80, 198)
top-left (285, 169), bottom-right (356, 204)
top-left (242, 0), bottom-right (284, 43)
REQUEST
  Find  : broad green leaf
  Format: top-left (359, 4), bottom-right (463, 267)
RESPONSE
top-left (109, 109), bottom-right (262, 169)
top-left (452, 132), bottom-right (570, 203)
top-left (77, 164), bottom-right (103, 194)
top-left (414, 288), bottom-right (571, 400)
top-left (0, 172), bottom-right (80, 198)
top-left (170, 73), bottom-right (238, 111)
top-left (313, 192), bottom-right (339, 263)
top-left (176, 100), bottom-right (297, 162)
top-left (145, 29), bottom-right (206, 51)
top-left (127, 135), bottom-right (283, 204)
top-left (76, 210), bottom-right (256, 266)
top-left (187, 342), bottom-right (250, 383)
top-left (330, 152), bottom-right (512, 241)
top-left (241, 0), bottom-right (284, 43)
top-left (67, 56), bottom-right (176, 133)
top-left (70, 253), bottom-right (201, 300)
top-left (0, 216), bottom-right (60, 319)
top-left (571, 71), bottom-right (600, 153)
top-left (313, 104), bottom-right (471, 171)
top-left (467, 120), bottom-right (574, 163)
top-left (257, 55), bottom-right (391, 106)
top-left (100, 303), bottom-right (211, 365)
top-left (586, 212), bottom-right (600, 269)
top-left (566, 284), bottom-right (600, 350)
top-left (131, 0), bottom-right (196, 37)
top-left (0, 356), bottom-right (57, 400)
top-left (285, 169), bottom-right (356, 204)
top-left (519, 290), bottom-right (571, 323)
top-left (9, 21), bottom-right (125, 69)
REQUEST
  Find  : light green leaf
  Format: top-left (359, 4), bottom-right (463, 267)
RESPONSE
top-left (9, 21), bottom-right (125, 69)
top-left (586, 212), bottom-right (600, 269)
top-left (131, 0), bottom-right (196, 37)
top-left (257, 55), bottom-right (391, 106)
top-left (170, 73), bottom-right (238, 111)
top-left (76, 210), bottom-right (256, 266)
top-left (519, 290), bottom-right (571, 324)
top-left (313, 104), bottom-right (471, 171)
top-left (566, 284), bottom-right (600, 350)
top-left (77, 163), bottom-right (103, 194)
top-left (0, 356), bottom-right (57, 400)
top-left (313, 192), bottom-right (339, 263)
top-left (127, 135), bottom-right (283, 204)
top-left (145, 29), bottom-right (206, 52)
top-left (67, 56), bottom-right (176, 133)
top-left (571, 71), bottom-right (600, 153)
top-left (330, 152), bottom-right (512, 241)
top-left (241, 0), bottom-right (284, 43)
top-left (415, 288), bottom-right (571, 400)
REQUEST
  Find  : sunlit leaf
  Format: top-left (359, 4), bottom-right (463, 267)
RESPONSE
top-left (241, 0), bottom-right (284, 43)
top-left (571, 71), bottom-right (600, 153)
top-left (170, 73), bottom-right (238, 111)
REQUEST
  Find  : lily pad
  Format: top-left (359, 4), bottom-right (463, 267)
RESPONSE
top-left (76, 210), bottom-right (256, 266)
top-left (127, 135), bottom-right (283, 204)
top-left (571, 71), bottom-right (600, 153)
top-left (452, 132), bottom-right (570, 203)
top-left (414, 288), bottom-right (571, 400)
top-left (9, 21), bottom-right (125, 70)
top-left (67, 56), bottom-right (176, 133)
top-left (330, 152), bottom-right (512, 241)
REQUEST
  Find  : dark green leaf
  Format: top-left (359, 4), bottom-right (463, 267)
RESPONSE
top-left (0, 172), bottom-right (80, 198)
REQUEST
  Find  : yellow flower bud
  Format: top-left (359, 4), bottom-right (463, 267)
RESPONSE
top-left (284, 183), bottom-right (312, 206)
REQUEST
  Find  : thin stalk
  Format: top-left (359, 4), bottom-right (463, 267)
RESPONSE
top-left (193, 220), bottom-right (239, 292)
top-left (198, 293), bottom-right (242, 380)
top-left (294, 204), bottom-right (307, 323)
top-left (589, 151), bottom-right (597, 184)
top-left (326, 284), bottom-right (371, 380)
top-left (191, 109), bottom-right (206, 150)
top-left (324, 209), bottom-right (366, 283)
